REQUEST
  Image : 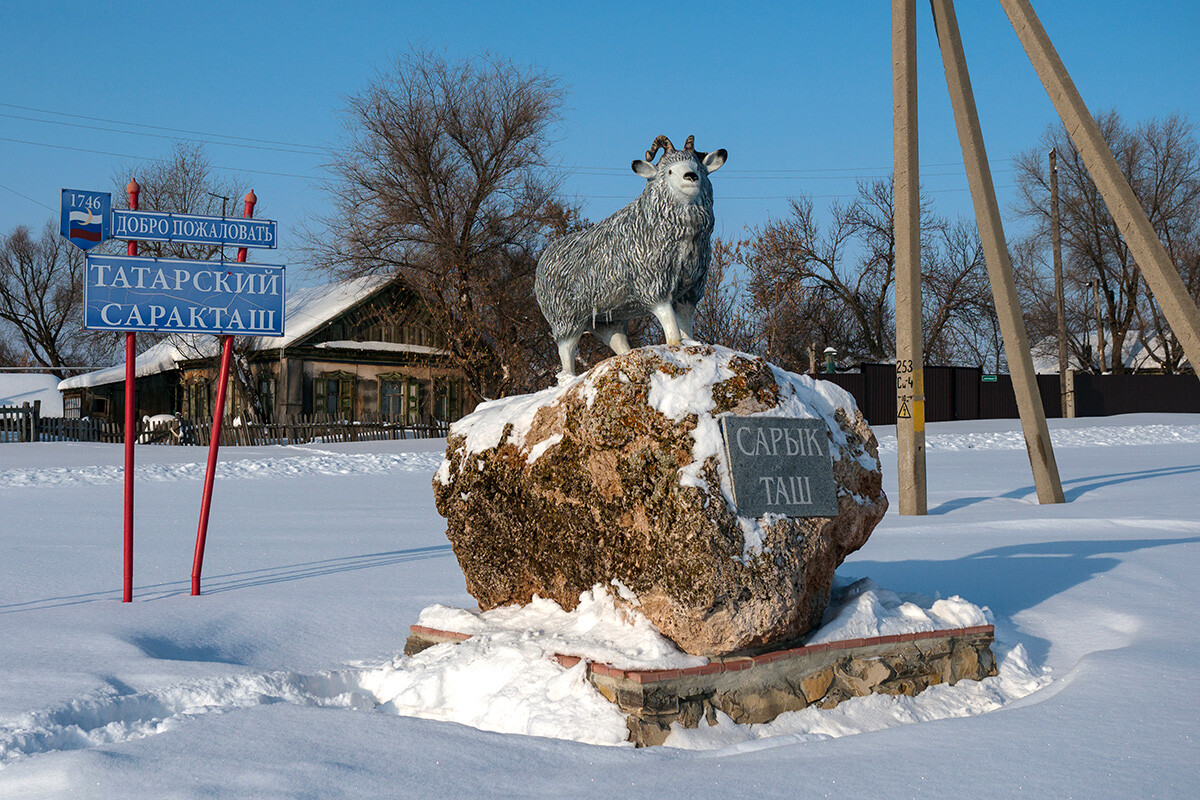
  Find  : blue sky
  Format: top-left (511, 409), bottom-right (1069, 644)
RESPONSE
top-left (2, 1), bottom-right (1198, 283)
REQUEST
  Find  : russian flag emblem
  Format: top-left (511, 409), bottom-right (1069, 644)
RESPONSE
top-left (68, 209), bottom-right (103, 242)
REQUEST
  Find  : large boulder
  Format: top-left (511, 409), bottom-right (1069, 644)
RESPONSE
top-left (433, 345), bottom-right (887, 656)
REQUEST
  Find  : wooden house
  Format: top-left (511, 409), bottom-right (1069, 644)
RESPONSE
top-left (58, 276), bottom-right (477, 425)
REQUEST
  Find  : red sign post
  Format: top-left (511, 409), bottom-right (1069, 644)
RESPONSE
top-left (191, 190), bottom-right (258, 595)
top-left (123, 179), bottom-right (140, 603)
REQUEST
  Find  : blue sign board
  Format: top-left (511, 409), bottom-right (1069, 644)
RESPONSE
top-left (61, 189), bottom-right (111, 252)
top-left (112, 210), bottom-right (277, 249)
top-left (83, 254), bottom-right (285, 336)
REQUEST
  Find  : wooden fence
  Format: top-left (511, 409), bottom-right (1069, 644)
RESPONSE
top-left (0, 401), bottom-right (41, 443)
top-left (6, 410), bottom-right (450, 446)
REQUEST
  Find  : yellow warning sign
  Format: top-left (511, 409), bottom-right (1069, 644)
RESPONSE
top-left (897, 399), bottom-right (911, 419)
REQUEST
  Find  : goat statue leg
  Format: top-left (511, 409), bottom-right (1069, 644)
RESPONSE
top-left (556, 333), bottom-right (582, 381)
top-left (595, 322), bottom-right (632, 356)
top-left (674, 302), bottom-right (696, 342)
top-left (651, 302), bottom-right (684, 346)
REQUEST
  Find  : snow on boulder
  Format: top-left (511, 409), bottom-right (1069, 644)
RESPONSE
top-left (433, 344), bottom-right (887, 657)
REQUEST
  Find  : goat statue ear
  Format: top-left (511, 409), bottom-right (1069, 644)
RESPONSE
top-left (703, 149), bottom-right (727, 173)
top-left (632, 160), bottom-right (657, 178)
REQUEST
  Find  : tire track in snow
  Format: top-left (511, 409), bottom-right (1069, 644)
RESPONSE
top-left (0, 669), bottom-right (378, 765)
top-left (0, 451), bottom-right (445, 488)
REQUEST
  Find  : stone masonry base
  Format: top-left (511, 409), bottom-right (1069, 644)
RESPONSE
top-left (405, 624), bottom-right (997, 747)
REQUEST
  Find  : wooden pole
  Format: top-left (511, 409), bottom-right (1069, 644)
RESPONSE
top-left (999, 0), bottom-right (1200, 376)
top-left (1050, 148), bottom-right (1070, 416)
top-left (894, 0), bottom-right (927, 515)
top-left (929, 0), bottom-right (1065, 504)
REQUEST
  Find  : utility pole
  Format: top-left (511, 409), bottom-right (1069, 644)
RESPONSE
top-left (930, 0), bottom-right (1064, 504)
top-left (1050, 148), bottom-right (1069, 414)
top-left (893, 0), bottom-right (926, 514)
top-left (999, 0), bottom-right (1200, 377)
top-left (1090, 279), bottom-right (1107, 371)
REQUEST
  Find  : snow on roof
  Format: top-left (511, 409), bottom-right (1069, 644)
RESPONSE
top-left (57, 338), bottom-right (200, 390)
top-left (0, 373), bottom-right (65, 414)
top-left (313, 340), bottom-right (448, 356)
top-left (264, 275), bottom-right (392, 350)
top-left (1030, 332), bottom-right (1167, 373)
top-left (58, 275), bottom-right (395, 391)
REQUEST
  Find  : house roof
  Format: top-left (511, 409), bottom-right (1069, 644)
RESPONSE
top-left (1029, 332), bottom-right (1168, 374)
top-left (0, 373), bottom-right (65, 414)
top-left (59, 275), bottom-right (394, 391)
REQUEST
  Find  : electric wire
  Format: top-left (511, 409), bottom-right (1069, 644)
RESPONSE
top-left (0, 101), bottom-right (328, 153)
top-left (0, 112), bottom-right (329, 156)
top-left (1, 101), bottom-right (1020, 179)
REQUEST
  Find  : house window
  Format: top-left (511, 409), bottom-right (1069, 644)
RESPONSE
top-left (434, 379), bottom-right (464, 423)
top-left (257, 375), bottom-right (275, 422)
top-left (181, 381), bottom-right (210, 420)
top-left (408, 380), bottom-right (422, 424)
top-left (64, 396), bottom-right (82, 419)
top-left (315, 372), bottom-right (355, 418)
top-left (380, 375), bottom-right (426, 423)
top-left (381, 379), bottom-right (404, 420)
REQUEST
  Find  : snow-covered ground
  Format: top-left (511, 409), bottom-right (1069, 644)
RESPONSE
top-left (1, 413), bottom-right (1198, 797)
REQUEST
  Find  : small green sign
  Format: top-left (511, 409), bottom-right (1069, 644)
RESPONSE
top-left (982, 374), bottom-right (998, 383)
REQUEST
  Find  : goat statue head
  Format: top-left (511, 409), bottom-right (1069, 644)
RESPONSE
top-left (632, 134), bottom-right (727, 203)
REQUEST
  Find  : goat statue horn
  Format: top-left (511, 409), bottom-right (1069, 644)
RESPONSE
top-left (645, 135), bottom-right (676, 162)
top-left (684, 134), bottom-right (707, 161)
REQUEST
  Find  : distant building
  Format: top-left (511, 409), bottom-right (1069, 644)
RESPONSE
top-left (58, 276), bottom-right (476, 424)
top-left (0, 373), bottom-right (64, 415)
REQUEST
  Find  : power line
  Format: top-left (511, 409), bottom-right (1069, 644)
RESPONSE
top-left (0, 101), bottom-right (329, 152)
top-left (0, 136), bottom-right (318, 180)
top-left (0, 130), bottom-right (1017, 209)
top-left (0, 112), bottom-right (329, 156)
top-left (4, 101), bottom-right (1018, 179)
top-left (566, 168), bottom-right (1013, 181)
top-left (572, 185), bottom-right (1016, 201)
top-left (0, 180), bottom-right (57, 213)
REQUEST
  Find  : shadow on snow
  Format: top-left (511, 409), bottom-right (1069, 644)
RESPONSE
top-left (0, 545), bottom-right (454, 613)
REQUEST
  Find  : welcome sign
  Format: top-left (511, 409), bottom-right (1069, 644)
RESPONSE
top-left (720, 416), bottom-right (838, 518)
top-left (83, 254), bottom-right (285, 336)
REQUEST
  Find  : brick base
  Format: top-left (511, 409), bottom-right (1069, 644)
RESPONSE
top-left (405, 624), bottom-right (997, 746)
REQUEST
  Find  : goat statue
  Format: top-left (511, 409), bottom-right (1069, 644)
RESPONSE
top-left (535, 134), bottom-right (727, 379)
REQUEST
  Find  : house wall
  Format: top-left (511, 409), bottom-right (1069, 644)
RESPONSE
top-left (62, 373), bottom-right (178, 422)
top-left (297, 358), bottom-right (471, 422)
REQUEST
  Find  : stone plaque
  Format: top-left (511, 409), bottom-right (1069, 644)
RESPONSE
top-left (720, 416), bottom-right (838, 518)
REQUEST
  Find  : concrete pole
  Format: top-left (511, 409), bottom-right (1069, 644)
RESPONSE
top-left (999, 0), bottom-right (1200, 376)
top-left (930, 0), bottom-right (1065, 504)
top-left (1050, 148), bottom-right (1069, 415)
top-left (1091, 279), bottom-right (1107, 371)
top-left (893, 0), bottom-right (927, 515)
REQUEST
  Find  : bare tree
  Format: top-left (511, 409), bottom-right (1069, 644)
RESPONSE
top-left (1014, 112), bottom-right (1200, 373)
top-left (691, 237), bottom-right (754, 352)
top-left (0, 222), bottom-right (121, 377)
top-left (112, 142), bottom-right (250, 262)
top-left (312, 49), bottom-right (567, 399)
top-left (742, 179), bottom-right (947, 367)
top-left (113, 143), bottom-right (265, 417)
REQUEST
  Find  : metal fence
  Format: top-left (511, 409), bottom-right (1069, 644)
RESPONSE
top-left (819, 365), bottom-right (1200, 426)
